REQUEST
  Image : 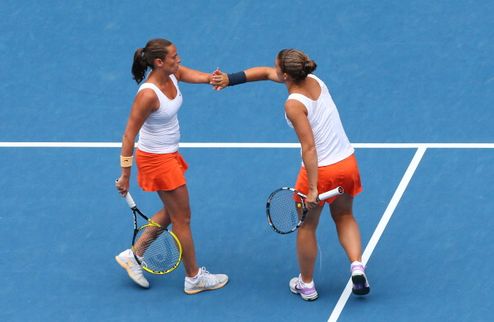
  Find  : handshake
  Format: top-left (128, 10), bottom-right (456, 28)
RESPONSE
top-left (209, 68), bottom-right (228, 91)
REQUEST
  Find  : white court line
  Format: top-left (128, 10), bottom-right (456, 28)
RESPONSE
top-left (0, 142), bottom-right (493, 148)
top-left (327, 146), bottom-right (427, 322)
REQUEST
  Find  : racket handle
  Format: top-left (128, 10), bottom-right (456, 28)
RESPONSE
top-left (116, 178), bottom-right (137, 208)
top-left (318, 186), bottom-right (344, 201)
top-left (124, 192), bottom-right (137, 209)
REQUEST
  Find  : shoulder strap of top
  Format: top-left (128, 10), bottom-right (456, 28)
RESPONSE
top-left (170, 74), bottom-right (178, 85)
top-left (137, 82), bottom-right (161, 95)
top-left (138, 75), bottom-right (179, 93)
top-left (287, 93), bottom-right (312, 108)
top-left (307, 73), bottom-right (318, 81)
top-left (307, 73), bottom-right (328, 92)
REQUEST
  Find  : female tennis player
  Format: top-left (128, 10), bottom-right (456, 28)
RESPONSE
top-left (211, 49), bottom-right (369, 300)
top-left (115, 38), bottom-right (228, 293)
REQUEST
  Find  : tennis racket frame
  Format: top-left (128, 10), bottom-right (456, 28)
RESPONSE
top-left (266, 186), bottom-right (344, 234)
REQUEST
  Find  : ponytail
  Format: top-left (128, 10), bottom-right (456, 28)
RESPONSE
top-left (131, 48), bottom-right (149, 84)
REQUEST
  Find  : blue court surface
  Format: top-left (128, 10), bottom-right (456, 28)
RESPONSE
top-left (1, 1), bottom-right (493, 321)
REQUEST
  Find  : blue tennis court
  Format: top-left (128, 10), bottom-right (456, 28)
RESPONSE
top-left (1, 1), bottom-right (493, 321)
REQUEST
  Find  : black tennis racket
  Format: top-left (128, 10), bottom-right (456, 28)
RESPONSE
top-left (266, 186), bottom-right (344, 234)
top-left (121, 191), bottom-right (182, 274)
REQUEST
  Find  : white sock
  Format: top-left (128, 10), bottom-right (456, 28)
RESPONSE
top-left (351, 261), bottom-right (364, 267)
top-left (299, 274), bottom-right (314, 288)
top-left (351, 261), bottom-right (365, 275)
top-left (187, 268), bottom-right (202, 281)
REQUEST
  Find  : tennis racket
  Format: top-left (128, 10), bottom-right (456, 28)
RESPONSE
top-left (266, 186), bottom-right (344, 234)
top-left (121, 191), bottom-right (182, 274)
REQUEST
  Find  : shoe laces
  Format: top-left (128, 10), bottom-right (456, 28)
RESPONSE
top-left (196, 267), bottom-right (218, 287)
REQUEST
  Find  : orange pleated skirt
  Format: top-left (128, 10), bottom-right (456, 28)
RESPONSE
top-left (294, 153), bottom-right (362, 204)
top-left (135, 149), bottom-right (188, 192)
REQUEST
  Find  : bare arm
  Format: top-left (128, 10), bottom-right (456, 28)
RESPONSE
top-left (116, 89), bottom-right (158, 195)
top-left (211, 66), bottom-right (283, 88)
top-left (175, 65), bottom-right (213, 84)
top-left (244, 67), bottom-right (282, 82)
top-left (285, 99), bottom-right (319, 206)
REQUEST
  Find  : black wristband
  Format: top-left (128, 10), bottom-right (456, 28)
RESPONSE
top-left (227, 71), bottom-right (247, 86)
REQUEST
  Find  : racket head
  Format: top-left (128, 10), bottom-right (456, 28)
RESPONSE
top-left (266, 187), bottom-right (308, 234)
top-left (131, 215), bottom-right (182, 274)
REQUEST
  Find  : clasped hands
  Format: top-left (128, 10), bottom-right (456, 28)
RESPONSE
top-left (209, 68), bottom-right (229, 90)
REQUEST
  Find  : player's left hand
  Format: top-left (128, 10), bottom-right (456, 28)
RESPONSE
top-left (305, 189), bottom-right (319, 209)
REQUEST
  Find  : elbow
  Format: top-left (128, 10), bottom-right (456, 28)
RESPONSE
top-left (122, 131), bottom-right (136, 145)
top-left (302, 143), bottom-right (316, 154)
top-left (301, 144), bottom-right (317, 159)
top-left (122, 132), bottom-right (130, 142)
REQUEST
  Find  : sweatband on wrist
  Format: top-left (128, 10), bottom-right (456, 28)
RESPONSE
top-left (227, 71), bottom-right (247, 86)
top-left (120, 155), bottom-right (133, 167)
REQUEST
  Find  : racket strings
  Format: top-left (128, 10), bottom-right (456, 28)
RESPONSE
top-left (268, 190), bottom-right (304, 233)
top-left (134, 225), bottom-right (181, 273)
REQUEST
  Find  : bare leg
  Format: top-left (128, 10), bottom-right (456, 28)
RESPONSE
top-left (149, 207), bottom-right (172, 228)
top-left (158, 185), bottom-right (199, 277)
top-left (132, 208), bottom-right (173, 257)
top-left (296, 205), bottom-right (324, 283)
top-left (329, 194), bottom-right (362, 262)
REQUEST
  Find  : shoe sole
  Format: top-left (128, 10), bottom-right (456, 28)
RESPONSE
top-left (351, 274), bottom-right (370, 295)
top-left (115, 256), bottom-right (150, 289)
top-left (184, 279), bottom-right (229, 295)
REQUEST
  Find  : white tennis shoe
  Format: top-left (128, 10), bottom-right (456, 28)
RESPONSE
top-left (115, 249), bottom-right (150, 289)
top-left (289, 275), bottom-right (319, 301)
top-left (184, 267), bottom-right (228, 294)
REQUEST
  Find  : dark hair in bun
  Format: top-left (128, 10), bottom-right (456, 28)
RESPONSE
top-left (277, 49), bottom-right (317, 82)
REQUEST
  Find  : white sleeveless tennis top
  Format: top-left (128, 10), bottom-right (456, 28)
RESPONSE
top-left (286, 74), bottom-right (354, 167)
top-left (136, 75), bottom-right (183, 154)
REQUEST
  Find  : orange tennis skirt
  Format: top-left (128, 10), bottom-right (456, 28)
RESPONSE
top-left (295, 153), bottom-right (362, 205)
top-left (135, 149), bottom-right (188, 192)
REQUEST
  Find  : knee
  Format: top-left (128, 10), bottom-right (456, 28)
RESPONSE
top-left (170, 209), bottom-right (192, 227)
top-left (331, 212), bottom-right (354, 223)
top-left (299, 220), bottom-right (318, 232)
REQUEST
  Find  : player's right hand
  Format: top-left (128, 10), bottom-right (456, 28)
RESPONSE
top-left (115, 176), bottom-right (129, 196)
